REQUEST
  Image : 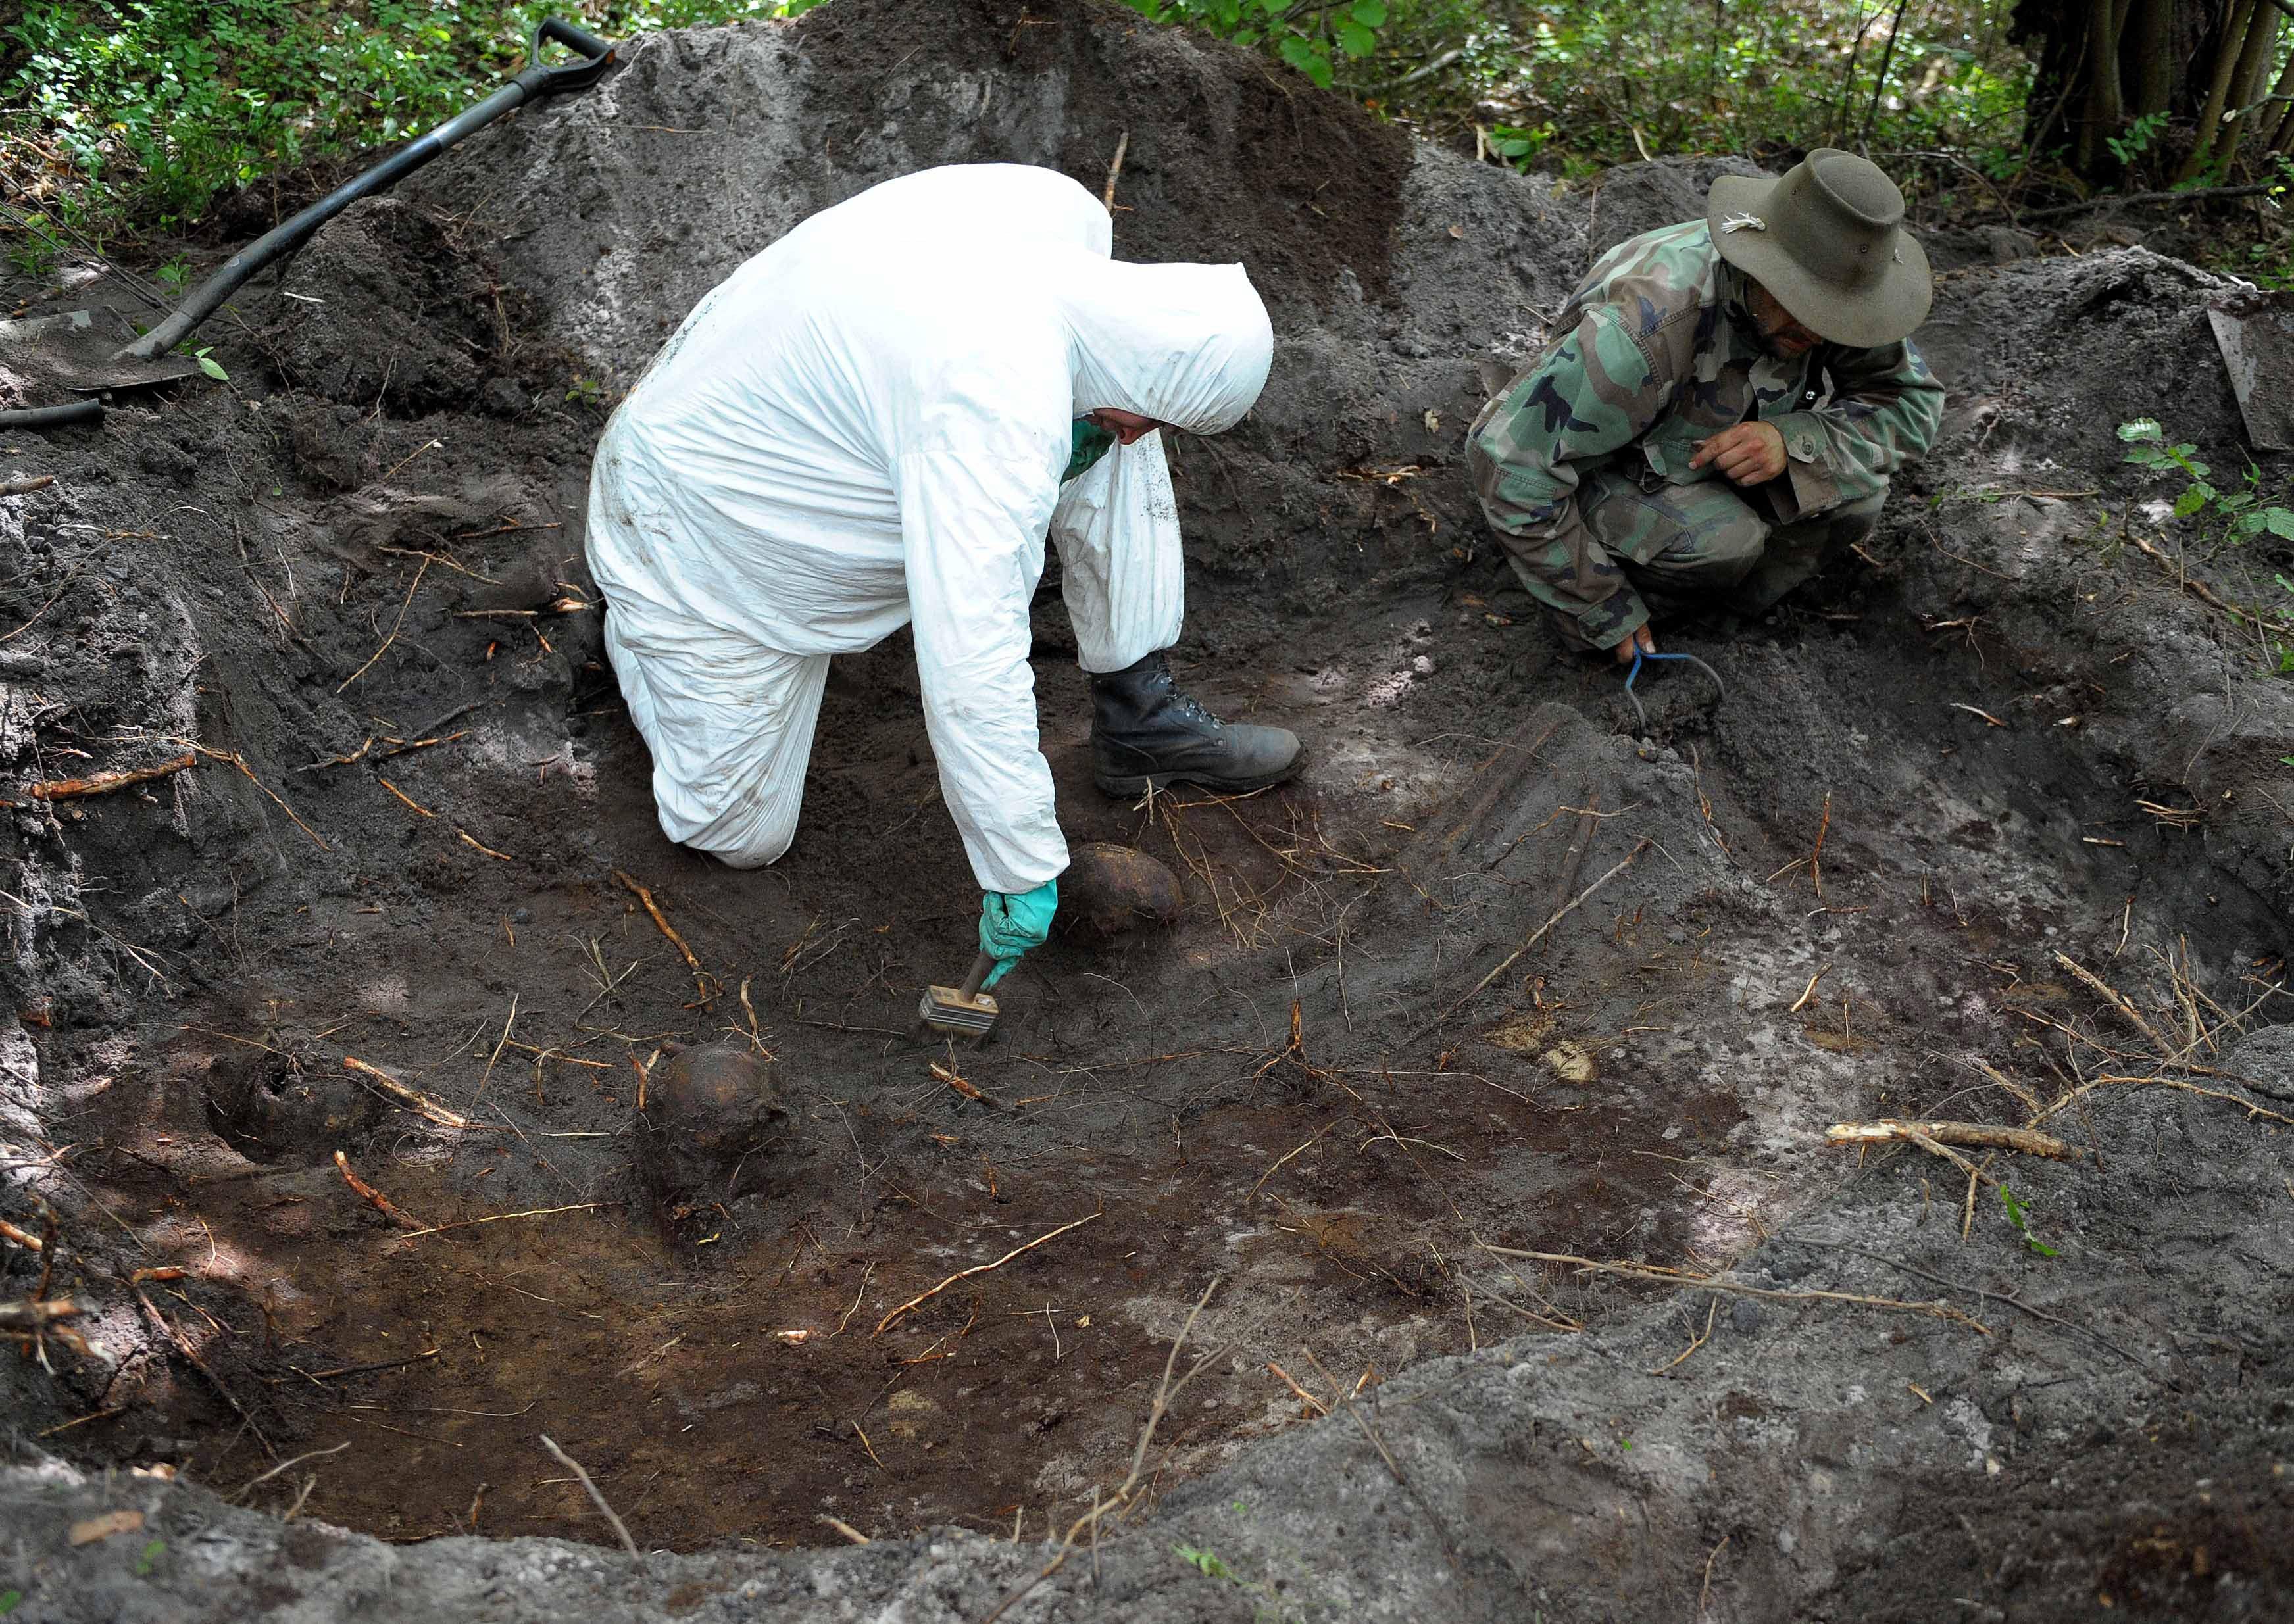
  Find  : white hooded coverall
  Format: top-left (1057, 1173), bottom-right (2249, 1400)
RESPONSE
top-left (585, 164), bottom-right (1274, 895)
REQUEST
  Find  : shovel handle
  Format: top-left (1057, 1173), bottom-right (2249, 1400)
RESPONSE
top-left (536, 16), bottom-right (614, 62)
top-left (528, 17), bottom-right (618, 87)
top-left (959, 950), bottom-right (997, 1002)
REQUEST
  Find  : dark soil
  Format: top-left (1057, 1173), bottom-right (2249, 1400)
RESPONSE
top-left (3, 2), bottom-right (2291, 1619)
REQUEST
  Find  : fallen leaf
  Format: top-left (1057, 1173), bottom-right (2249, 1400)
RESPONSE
top-left (70, 1509), bottom-right (144, 1546)
top-left (1447, 223), bottom-right (1465, 239)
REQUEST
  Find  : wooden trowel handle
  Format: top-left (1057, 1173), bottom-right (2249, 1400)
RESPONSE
top-left (959, 950), bottom-right (997, 1002)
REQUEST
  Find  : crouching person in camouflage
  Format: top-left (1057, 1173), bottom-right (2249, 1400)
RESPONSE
top-left (1468, 151), bottom-right (1945, 661)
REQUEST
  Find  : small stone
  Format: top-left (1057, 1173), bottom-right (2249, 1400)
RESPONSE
top-left (1058, 843), bottom-right (1182, 939)
top-left (1411, 654), bottom-right (1436, 676)
top-left (1542, 1040), bottom-right (1597, 1084)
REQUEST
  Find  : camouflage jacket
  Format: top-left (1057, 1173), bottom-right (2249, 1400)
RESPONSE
top-left (1466, 221), bottom-right (1945, 647)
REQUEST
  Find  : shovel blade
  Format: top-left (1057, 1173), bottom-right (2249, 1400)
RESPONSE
top-left (0, 307), bottom-right (203, 401)
top-left (2208, 289), bottom-right (2294, 453)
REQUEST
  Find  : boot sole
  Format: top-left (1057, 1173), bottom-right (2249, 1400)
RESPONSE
top-left (1094, 755), bottom-right (1306, 799)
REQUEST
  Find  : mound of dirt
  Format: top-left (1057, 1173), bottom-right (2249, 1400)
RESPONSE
top-left (1, 1), bottom-right (2289, 1620)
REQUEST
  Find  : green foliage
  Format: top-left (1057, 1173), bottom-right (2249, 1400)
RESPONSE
top-left (2120, 418), bottom-right (2294, 545)
top-left (193, 344), bottom-right (227, 381)
top-left (1176, 1542), bottom-right (1239, 1581)
top-left (2103, 110), bottom-right (2166, 168)
top-left (1, 1), bottom-right (809, 237)
top-left (135, 1538), bottom-right (166, 1576)
top-left (1122, 0), bottom-right (1399, 92)
top-left (1997, 1182), bottom-right (2058, 1258)
top-left (0, 1590), bottom-right (20, 1617)
top-left (1120, 0), bottom-right (2028, 184)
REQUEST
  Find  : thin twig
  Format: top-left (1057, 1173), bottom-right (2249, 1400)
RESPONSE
top-left (539, 1434), bottom-right (640, 1557)
top-left (614, 869), bottom-right (714, 1002)
top-left (1482, 1246), bottom-right (1992, 1333)
top-left (1447, 839), bottom-right (1651, 1017)
top-left (1101, 128), bottom-right (1130, 211)
top-left (343, 1056), bottom-right (477, 1130)
top-left (877, 1212), bottom-right (1101, 1334)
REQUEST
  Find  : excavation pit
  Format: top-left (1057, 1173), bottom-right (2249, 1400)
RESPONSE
top-left (2, 3), bottom-right (2291, 1619)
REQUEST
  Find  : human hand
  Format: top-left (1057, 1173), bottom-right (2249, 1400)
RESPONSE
top-left (978, 879), bottom-right (1059, 987)
top-left (1610, 623), bottom-right (1656, 665)
top-left (1689, 420), bottom-right (1787, 486)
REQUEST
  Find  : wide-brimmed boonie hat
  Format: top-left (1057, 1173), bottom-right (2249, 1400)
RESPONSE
top-left (1707, 150), bottom-right (1932, 347)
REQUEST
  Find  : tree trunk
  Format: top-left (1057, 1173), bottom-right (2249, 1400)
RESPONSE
top-left (2015, 0), bottom-right (2278, 180)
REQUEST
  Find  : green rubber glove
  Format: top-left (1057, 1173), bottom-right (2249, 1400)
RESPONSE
top-left (978, 880), bottom-right (1058, 988)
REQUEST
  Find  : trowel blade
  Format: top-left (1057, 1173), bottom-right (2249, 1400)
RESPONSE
top-left (0, 305), bottom-right (203, 398)
top-left (2207, 289), bottom-right (2294, 453)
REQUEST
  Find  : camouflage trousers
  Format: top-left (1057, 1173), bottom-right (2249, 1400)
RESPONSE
top-left (1552, 472), bottom-right (1888, 651)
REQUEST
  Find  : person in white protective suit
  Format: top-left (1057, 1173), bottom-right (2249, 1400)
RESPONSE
top-left (586, 164), bottom-right (1303, 987)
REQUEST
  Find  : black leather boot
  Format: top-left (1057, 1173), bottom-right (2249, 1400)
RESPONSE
top-left (1089, 651), bottom-right (1303, 797)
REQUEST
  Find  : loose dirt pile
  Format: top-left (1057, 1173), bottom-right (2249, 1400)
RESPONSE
top-left (2, 2), bottom-right (2290, 1619)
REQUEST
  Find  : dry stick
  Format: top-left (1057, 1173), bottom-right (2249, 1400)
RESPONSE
top-left (298, 1350), bottom-right (437, 1380)
top-left (1700, 1533), bottom-right (1732, 1619)
top-left (1650, 1298), bottom-right (1720, 1376)
top-left (337, 556), bottom-right (429, 694)
top-left (378, 777), bottom-right (436, 818)
top-left (1790, 1237), bottom-right (2147, 1366)
top-left (234, 1441), bottom-right (351, 1499)
top-left (181, 744), bottom-right (330, 850)
top-left (476, 993), bottom-right (518, 1102)
top-left (538, 1435), bottom-right (641, 1558)
top-left (876, 1212), bottom-right (1101, 1334)
top-left (1482, 1247), bottom-right (1993, 1335)
top-left (977, 1278), bottom-right (1222, 1624)
top-left (334, 1150), bottom-right (426, 1231)
top-left (818, 1515), bottom-right (872, 1545)
top-left (1445, 839), bottom-right (1652, 1019)
top-left (1101, 128), bottom-right (1130, 211)
top-left (391, 1201), bottom-right (616, 1241)
top-left (0, 581), bottom-right (71, 643)
top-left (0, 1217), bottom-right (46, 1251)
top-left (1824, 1119), bottom-right (2084, 1162)
top-left (343, 1055), bottom-right (478, 1130)
top-left (738, 977), bottom-right (771, 1058)
top-left (1809, 792), bottom-right (1833, 900)
top-left (135, 1289), bottom-right (272, 1456)
top-left (1960, 1154), bottom-right (1992, 1241)
top-left (612, 868), bottom-right (713, 1000)
top-left (2053, 951), bottom-right (2172, 1054)
top-left (456, 828), bottom-right (513, 862)
top-left (0, 1296), bottom-right (82, 1334)
top-left (2042, 1073), bottom-right (2294, 1129)
top-left (28, 753), bottom-right (194, 802)
top-left (1249, 1120), bottom-right (1347, 1201)
top-left (2128, 531), bottom-right (2294, 635)
top-left (0, 474), bottom-right (57, 498)
top-left (1299, 1345), bottom-right (1459, 1569)
top-left (834, 1262), bottom-right (876, 1336)
top-left (1266, 1358), bottom-right (1330, 1415)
